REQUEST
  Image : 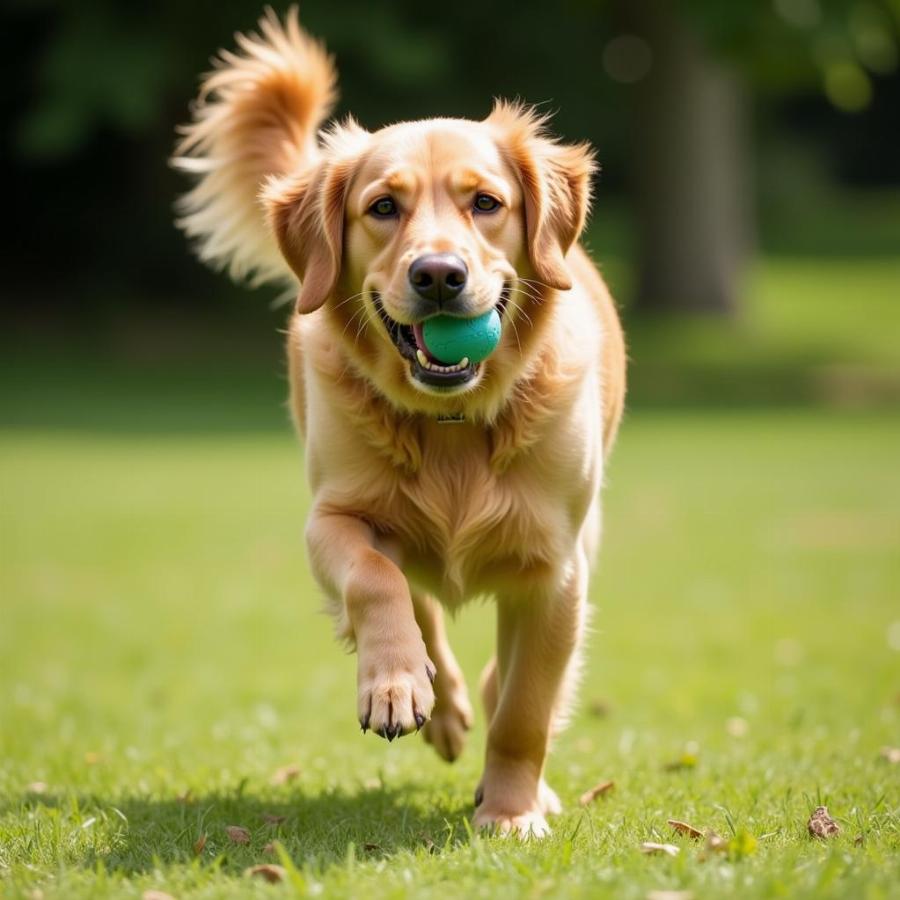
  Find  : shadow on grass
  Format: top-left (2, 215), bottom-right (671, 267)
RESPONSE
top-left (13, 783), bottom-right (473, 875)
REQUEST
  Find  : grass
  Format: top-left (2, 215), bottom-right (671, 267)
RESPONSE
top-left (2, 257), bottom-right (899, 898)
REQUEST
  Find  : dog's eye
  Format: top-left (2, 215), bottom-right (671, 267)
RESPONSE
top-left (473, 193), bottom-right (501, 213)
top-left (368, 197), bottom-right (398, 218)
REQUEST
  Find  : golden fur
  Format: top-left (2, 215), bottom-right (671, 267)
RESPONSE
top-left (174, 7), bottom-right (626, 838)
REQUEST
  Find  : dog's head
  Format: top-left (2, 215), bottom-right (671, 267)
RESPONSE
top-left (265, 102), bottom-right (595, 416)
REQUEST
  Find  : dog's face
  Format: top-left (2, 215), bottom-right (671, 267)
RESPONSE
top-left (267, 104), bottom-right (594, 414)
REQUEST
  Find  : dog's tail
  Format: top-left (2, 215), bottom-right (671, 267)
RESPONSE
top-left (171, 7), bottom-right (336, 288)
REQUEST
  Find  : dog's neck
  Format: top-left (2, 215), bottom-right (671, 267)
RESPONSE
top-left (316, 340), bottom-right (579, 475)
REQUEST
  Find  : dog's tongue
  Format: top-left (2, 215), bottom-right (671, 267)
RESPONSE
top-left (412, 323), bottom-right (441, 364)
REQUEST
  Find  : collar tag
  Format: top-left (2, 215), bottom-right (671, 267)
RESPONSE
top-left (436, 412), bottom-right (466, 424)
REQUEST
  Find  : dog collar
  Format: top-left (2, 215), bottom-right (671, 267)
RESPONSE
top-left (436, 412), bottom-right (466, 424)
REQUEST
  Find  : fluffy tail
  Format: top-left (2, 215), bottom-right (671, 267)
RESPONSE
top-left (171, 7), bottom-right (336, 288)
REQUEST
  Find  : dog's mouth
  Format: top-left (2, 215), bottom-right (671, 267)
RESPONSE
top-left (373, 288), bottom-right (509, 389)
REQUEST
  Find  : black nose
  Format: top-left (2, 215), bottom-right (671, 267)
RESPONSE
top-left (408, 253), bottom-right (468, 305)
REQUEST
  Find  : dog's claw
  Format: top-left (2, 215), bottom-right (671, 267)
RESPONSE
top-left (415, 712), bottom-right (426, 731)
top-left (360, 711), bottom-right (370, 733)
top-left (474, 785), bottom-right (484, 807)
top-left (425, 664), bottom-right (436, 685)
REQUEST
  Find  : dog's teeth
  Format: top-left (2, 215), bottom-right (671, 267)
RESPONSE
top-left (459, 357), bottom-right (470, 368)
top-left (416, 349), bottom-right (428, 367)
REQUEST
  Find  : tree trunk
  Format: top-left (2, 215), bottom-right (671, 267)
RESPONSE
top-left (627, 0), bottom-right (752, 316)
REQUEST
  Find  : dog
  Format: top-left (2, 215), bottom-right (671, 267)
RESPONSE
top-left (173, 8), bottom-right (625, 838)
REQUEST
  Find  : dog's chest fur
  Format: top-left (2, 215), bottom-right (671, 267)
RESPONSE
top-left (362, 417), bottom-right (597, 606)
top-left (300, 327), bottom-right (604, 607)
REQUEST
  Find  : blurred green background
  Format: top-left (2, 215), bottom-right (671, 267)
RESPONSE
top-left (3, 0), bottom-right (900, 397)
top-left (2, 2), bottom-right (900, 898)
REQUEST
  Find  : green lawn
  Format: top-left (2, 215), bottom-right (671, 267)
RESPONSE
top-left (2, 259), bottom-right (899, 898)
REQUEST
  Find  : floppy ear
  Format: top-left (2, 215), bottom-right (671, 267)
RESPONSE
top-left (488, 102), bottom-right (596, 291)
top-left (263, 121), bottom-right (369, 314)
top-left (264, 158), bottom-right (353, 313)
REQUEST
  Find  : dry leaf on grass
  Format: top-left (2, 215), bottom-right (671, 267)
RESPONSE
top-left (263, 841), bottom-right (277, 855)
top-left (808, 806), bottom-right (840, 838)
top-left (705, 832), bottom-right (727, 852)
top-left (226, 825), bottom-right (251, 845)
top-left (244, 864), bottom-right (287, 884)
top-left (25, 782), bottom-right (48, 794)
top-left (667, 819), bottom-right (703, 840)
top-left (363, 842), bottom-right (382, 852)
top-left (271, 764), bottom-right (301, 785)
top-left (142, 892), bottom-right (176, 900)
top-left (192, 834), bottom-right (207, 855)
top-left (640, 842), bottom-right (680, 857)
top-left (880, 746), bottom-right (900, 764)
top-left (647, 892), bottom-right (693, 900)
top-left (579, 780), bottom-right (615, 805)
top-left (262, 813), bottom-right (286, 825)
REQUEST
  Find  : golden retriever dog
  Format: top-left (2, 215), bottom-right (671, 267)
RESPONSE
top-left (173, 8), bottom-right (625, 837)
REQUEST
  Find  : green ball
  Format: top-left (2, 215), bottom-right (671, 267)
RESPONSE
top-left (422, 309), bottom-right (502, 365)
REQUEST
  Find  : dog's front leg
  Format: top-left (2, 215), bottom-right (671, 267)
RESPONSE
top-left (473, 552), bottom-right (588, 838)
top-left (306, 509), bottom-right (436, 740)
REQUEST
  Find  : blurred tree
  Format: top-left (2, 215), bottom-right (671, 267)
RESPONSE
top-left (3, 0), bottom-right (899, 324)
top-left (614, 0), bottom-right (900, 315)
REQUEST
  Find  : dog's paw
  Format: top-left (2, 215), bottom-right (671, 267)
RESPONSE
top-left (357, 638), bottom-right (436, 740)
top-left (472, 805), bottom-right (551, 840)
top-left (538, 778), bottom-right (562, 816)
top-left (422, 683), bottom-right (473, 762)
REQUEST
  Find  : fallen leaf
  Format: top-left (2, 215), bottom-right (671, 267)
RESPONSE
top-left (226, 825), bottom-right (251, 845)
top-left (142, 892), bottom-right (176, 900)
top-left (667, 818), bottom-right (703, 840)
top-left (271, 764), bottom-right (301, 785)
top-left (704, 832), bottom-right (728, 854)
top-left (363, 842), bottom-right (382, 852)
top-left (193, 833), bottom-right (207, 855)
top-left (262, 813), bottom-right (286, 825)
top-left (244, 864), bottom-right (287, 884)
top-left (647, 892), bottom-right (693, 900)
top-left (880, 746), bottom-right (900, 764)
top-left (263, 841), bottom-right (277, 855)
top-left (579, 780), bottom-right (615, 806)
top-left (854, 834), bottom-right (864, 846)
top-left (25, 782), bottom-right (47, 794)
top-left (808, 806), bottom-right (840, 839)
top-left (640, 842), bottom-right (680, 857)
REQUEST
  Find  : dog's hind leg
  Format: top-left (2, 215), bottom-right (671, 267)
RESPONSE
top-left (473, 551), bottom-right (588, 838)
top-left (413, 593), bottom-right (473, 762)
